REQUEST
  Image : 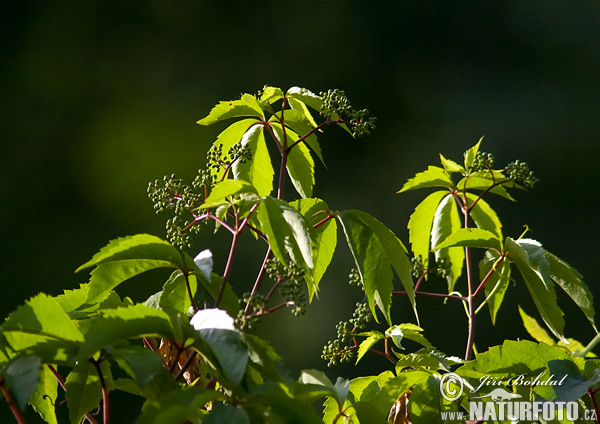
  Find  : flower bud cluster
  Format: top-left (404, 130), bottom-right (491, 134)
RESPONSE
top-left (265, 258), bottom-right (307, 317)
top-left (319, 89), bottom-right (376, 138)
top-left (472, 151), bottom-right (495, 172)
top-left (505, 160), bottom-right (539, 189)
top-left (322, 302), bottom-right (372, 367)
top-left (236, 292), bottom-right (266, 330)
top-left (207, 142), bottom-right (252, 176)
top-left (410, 256), bottom-right (451, 279)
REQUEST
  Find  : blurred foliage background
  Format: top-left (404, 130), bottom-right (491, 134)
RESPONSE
top-left (2, 1), bottom-right (600, 419)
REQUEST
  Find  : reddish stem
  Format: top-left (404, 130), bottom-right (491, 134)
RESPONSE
top-left (588, 389), bottom-right (599, 423)
top-left (0, 379), bottom-right (26, 424)
top-left (89, 359), bottom-right (109, 424)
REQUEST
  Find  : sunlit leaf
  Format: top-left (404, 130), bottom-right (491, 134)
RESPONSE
top-left (337, 211), bottom-right (394, 324)
top-left (260, 86), bottom-right (284, 104)
top-left (463, 137), bottom-right (483, 171)
top-left (480, 251), bottom-right (511, 325)
top-left (397, 166), bottom-right (454, 193)
top-left (506, 238), bottom-right (565, 340)
top-left (257, 196), bottom-right (315, 276)
top-left (431, 195), bottom-right (464, 292)
top-left (466, 193), bottom-right (503, 239)
top-left (356, 333), bottom-right (384, 364)
top-left (433, 228), bottom-right (501, 251)
top-left (233, 124), bottom-right (274, 197)
top-left (546, 251), bottom-right (596, 331)
top-left (286, 87), bottom-right (323, 112)
top-left (197, 94), bottom-right (264, 126)
top-left (518, 306), bottom-right (555, 345)
top-left (77, 305), bottom-right (175, 360)
top-left (407, 191), bottom-right (448, 270)
top-left (29, 364), bottom-right (58, 424)
top-left (439, 154), bottom-right (464, 174)
top-left (66, 359), bottom-right (113, 424)
top-left (291, 198), bottom-right (337, 300)
top-left (202, 179), bottom-right (258, 209)
top-left (385, 324), bottom-right (431, 350)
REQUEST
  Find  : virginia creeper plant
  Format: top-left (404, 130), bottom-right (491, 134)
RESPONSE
top-left (1, 86), bottom-right (598, 423)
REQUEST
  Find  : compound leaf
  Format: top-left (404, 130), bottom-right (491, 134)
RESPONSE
top-left (65, 359), bottom-right (113, 424)
top-left (29, 364), bottom-right (58, 424)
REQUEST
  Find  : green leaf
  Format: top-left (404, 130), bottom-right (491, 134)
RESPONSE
top-left (457, 340), bottom-right (570, 380)
top-left (203, 179), bottom-right (258, 209)
top-left (465, 193), bottom-right (503, 239)
top-left (286, 86), bottom-right (323, 112)
top-left (346, 210), bottom-right (416, 320)
top-left (431, 194), bottom-right (464, 291)
top-left (199, 273), bottom-right (240, 318)
top-left (3, 293), bottom-right (84, 345)
top-left (398, 166), bottom-right (455, 193)
top-left (76, 234), bottom-right (185, 272)
top-left (65, 359), bottom-right (113, 424)
top-left (518, 306), bottom-right (555, 345)
top-left (106, 345), bottom-right (174, 393)
top-left (457, 172), bottom-right (516, 201)
top-left (282, 115), bottom-right (325, 166)
top-left (29, 364), bottom-right (58, 424)
top-left (288, 97), bottom-right (319, 128)
top-left (439, 154), bottom-right (465, 174)
top-left (271, 123), bottom-right (315, 198)
top-left (197, 94), bottom-right (264, 126)
top-left (535, 359), bottom-right (600, 402)
top-left (4, 355), bottom-right (41, 410)
top-left (205, 404), bottom-right (251, 424)
top-left (243, 334), bottom-right (284, 384)
top-left (77, 305), bottom-right (175, 360)
top-left (385, 324), bottom-right (432, 350)
top-left (337, 211), bottom-right (394, 324)
top-left (545, 251), bottom-right (596, 331)
top-left (356, 333), bottom-right (384, 364)
top-left (248, 382), bottom-right (322, 424)
top-left (394, 348), bottom-right (455, 373)
top-left (463, 137), bottom-right (483, 171)
top-left (408, 375), bottom-right (444, 424)
top-left (506, 238), bottom-right (565, 340)
top-left (260, 86), bottom-right (284, 104)
top-left (257, 196), bottom-right (315, 276)
top-left (197, 329), bottom-right (248, 387)
top-left (136, 388), bottom-right (224, 424)
top-left (480, 251), bottom-right (511, 325)
top-left (291, 199), bottom-right (337, 300)
top-left (76, 234), bottom-right (189, 306)
top-left (158, 271), bottom-right (196, 315)
top-left (433, 228), bottom-right (501, 251)
top-left (407, 191), bottom-right (448, 270)
top-left (370, 370), bottom-right (431, 414)
top-left (232, 124), bottom-right (274, 197)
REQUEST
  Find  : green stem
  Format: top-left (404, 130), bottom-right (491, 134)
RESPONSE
top-left (0, 378), bottom-right (26, 424)
top-left (581, 333), bottom-right (600, 357)
top-left (392, 290), bottom-right (467, 301)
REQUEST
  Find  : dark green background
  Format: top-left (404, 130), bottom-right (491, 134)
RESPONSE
top-left (2, 1), bottom-right (599, 421)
